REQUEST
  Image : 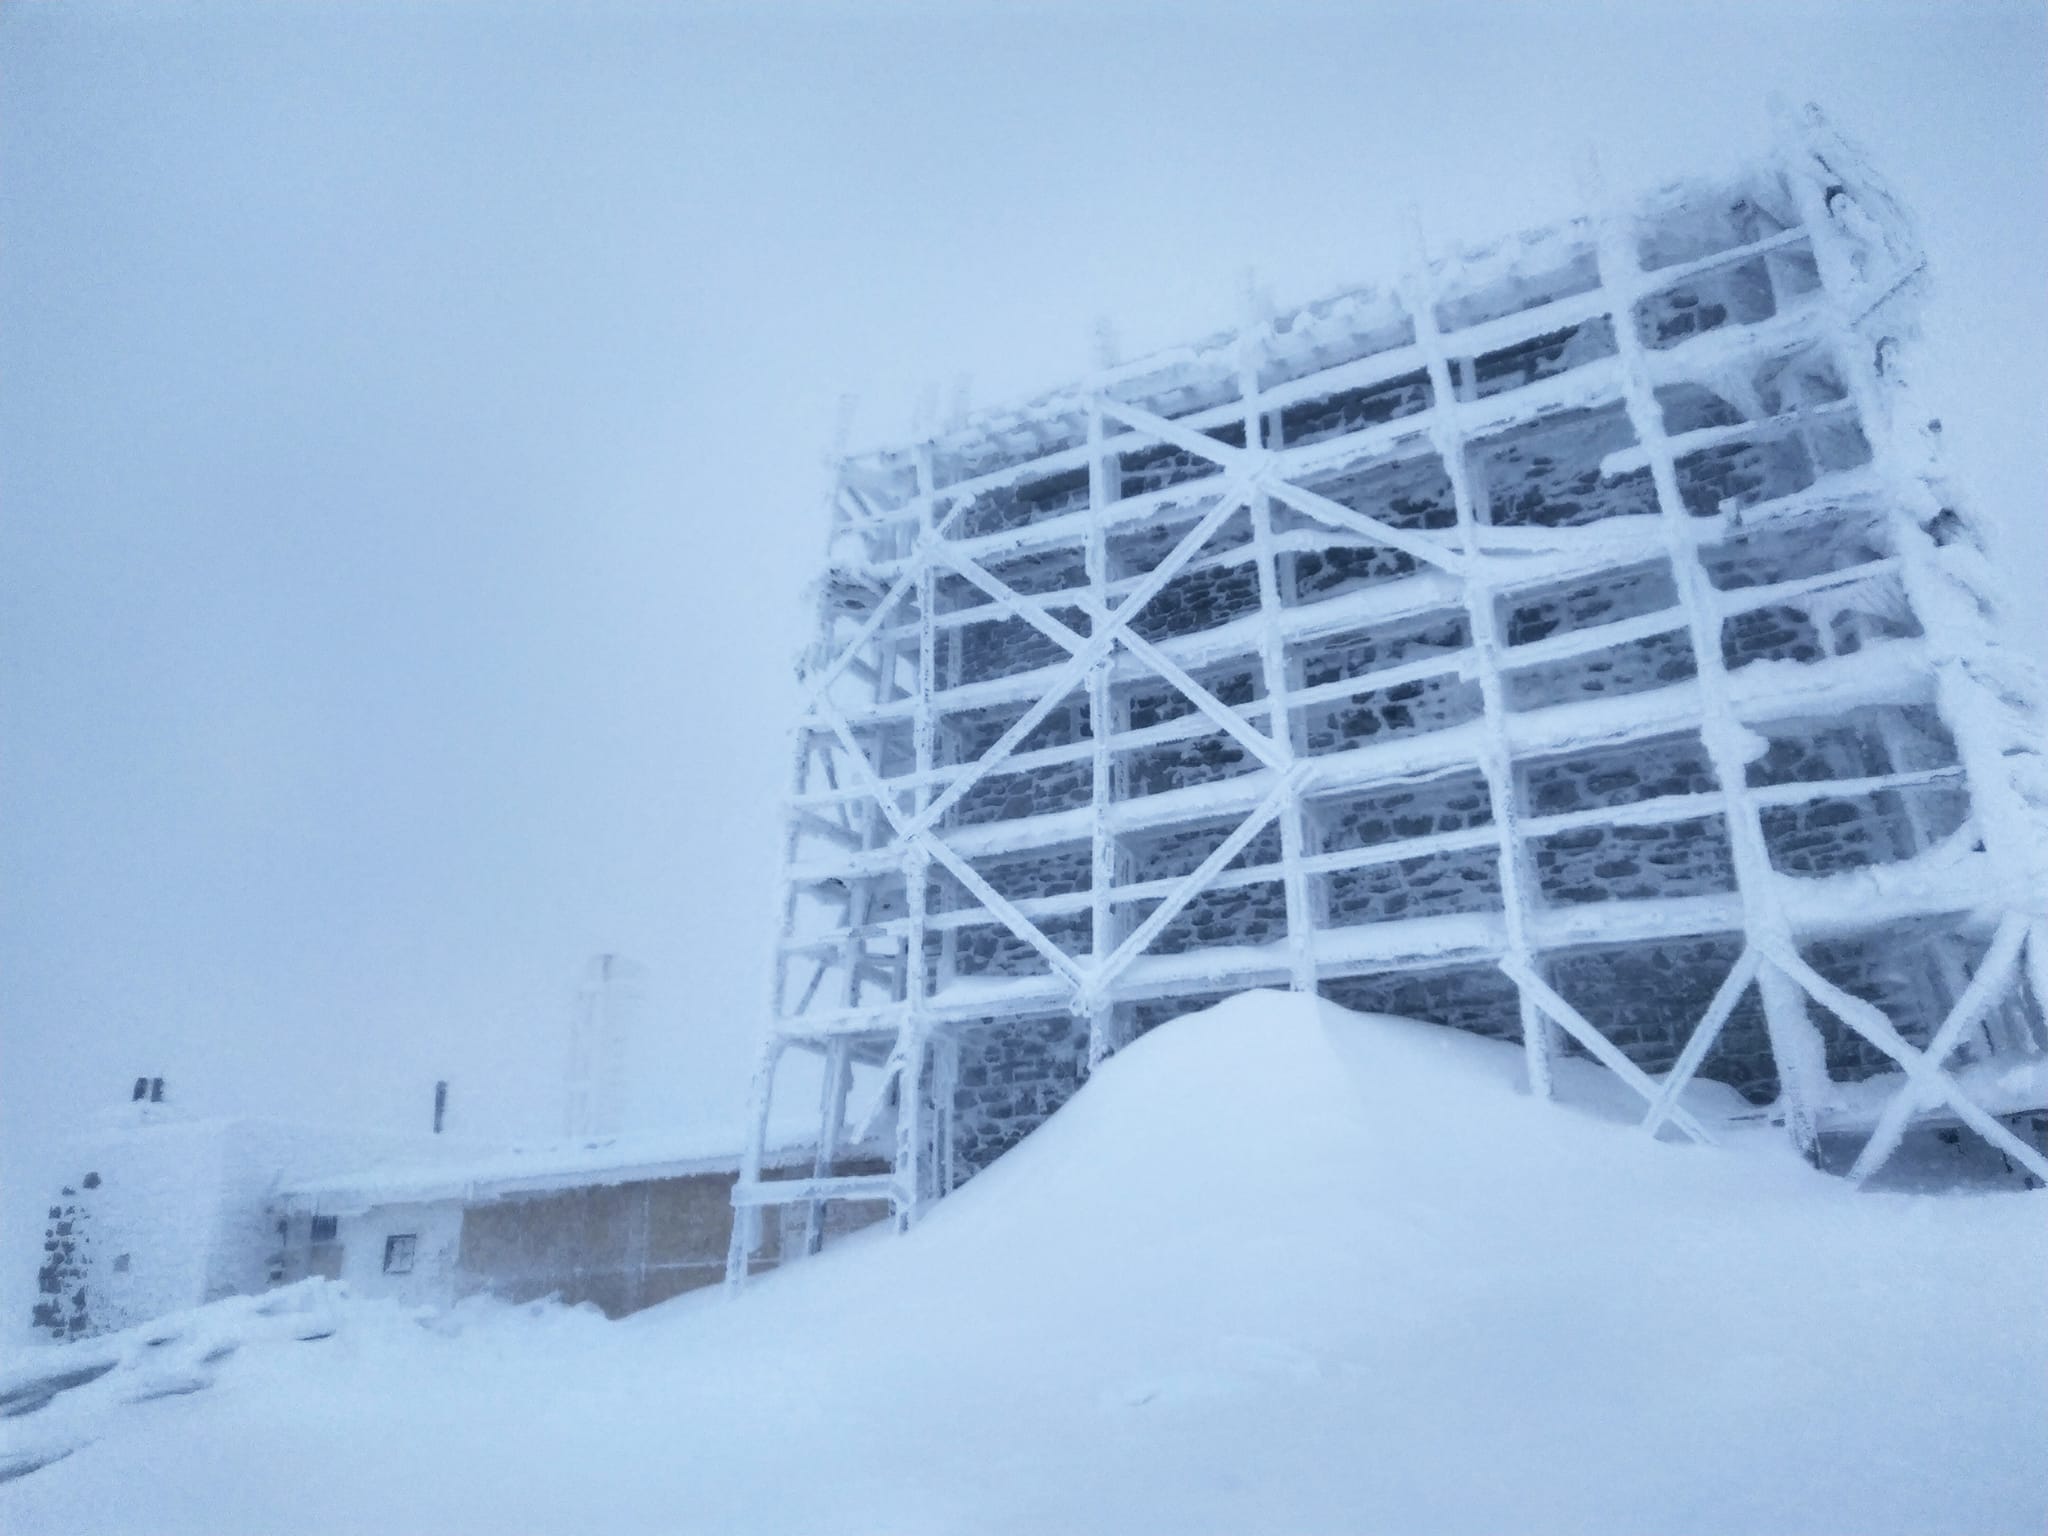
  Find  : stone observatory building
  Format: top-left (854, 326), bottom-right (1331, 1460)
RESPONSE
top-left (727, 107), bottom-right (2048, 1282)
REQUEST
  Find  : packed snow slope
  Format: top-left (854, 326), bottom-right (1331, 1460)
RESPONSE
top-left (5, 993), bottom-right (2044, 1536)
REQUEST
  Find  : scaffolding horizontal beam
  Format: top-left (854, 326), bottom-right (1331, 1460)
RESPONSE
top-left (731, 1174), bottom-right (901, 1209)
top-left (840, 224), bottom-right (1818, 519)
top-left (787, 640), bottom-right (1938, 879)
top-left (770, 851), bottom-right (2003, 1037)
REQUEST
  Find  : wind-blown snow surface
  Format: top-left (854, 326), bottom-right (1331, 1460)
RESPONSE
top-left (5, 993), bottom-right (2044, 1535)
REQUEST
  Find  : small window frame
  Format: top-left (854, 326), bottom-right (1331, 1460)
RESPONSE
top-left (381, 1233), bottom-right (418, 1275)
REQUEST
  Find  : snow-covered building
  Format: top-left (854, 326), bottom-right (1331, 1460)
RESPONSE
top-left (26, 1107), bottom-right (888, 1338)
top-left (21, 955), bottom-right (854, 1337)
top-left (276, 1131), bottom-right (889, 1315)
top-left (728, 106), bottom-right (2048, 1280)
top-left (28, 1103), bottom-right (450, 1341)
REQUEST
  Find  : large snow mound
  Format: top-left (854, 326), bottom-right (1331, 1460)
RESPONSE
top-left (4, 992), bottom-right (2044, 1535)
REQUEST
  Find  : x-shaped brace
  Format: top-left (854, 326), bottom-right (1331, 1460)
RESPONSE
top-left (1502, 958), bottom-right (1716, 1145)
top-left (1835, 915), bottom-right (2037, 1181)
top-left (1095, 397), bottom-right (1470, 579)
top-left (797, 386), bottom-right (1482, 1035)
top-left (1760, 925), bottom-right (2048, 1184)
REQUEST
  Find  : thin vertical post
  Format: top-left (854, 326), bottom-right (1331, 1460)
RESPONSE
top-left (892, 440), bottom-right (943, 1225)
top-left (730, 492), bottom-right (848, 1291)
top-left (1238, 302), bottom-right (1318, 996)
top-left (1591, 169), bottom-right (1831, 1152)
top-left (1084, 393), bottom-right (1121, 1065)
top-left (1776, 108), bottom-right (2048, 1048)
top-left (802, 1037), bottom-right (852, 1255)
top-left (1400, 248), bottom-right (1555, 1099)
top-left (931, 1032), bottom-right (960, 1196)
top-left (724, 1036), bottom-right (786, 1290)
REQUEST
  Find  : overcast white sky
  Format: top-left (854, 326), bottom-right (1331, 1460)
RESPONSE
top-left (3, 0), bottom-right (2042, 1228)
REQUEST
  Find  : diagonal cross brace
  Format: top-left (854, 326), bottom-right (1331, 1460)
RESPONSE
top-left (806, 481), bottom-right (1315, 1026)
top-left (810, 690), bottom-right (1088, 989)
top-left (928, 540), bottom-right (1286, 774)
top-left (1761, 937), bottom-right (2048, 1184)
top-left (798, 476), bottom-right (1298, 1014)
top-left (1095, 397), bottom-right (1469, 578)
top-left (797, 487), bottom-right (976, 724)
top-left (1639, 947), bottom-right (1761, 1139)
top-left (1502, 959), bottom-right (1715, 1144)
top-left (1073, 763), bottom-right (1311, 1015)
top-left (1088, 602), bottom-right (1290, 773)
top-left (888, 487), bottom-right (1249, 841)
top-left (1840, 915), bottom-right (2033, 1182)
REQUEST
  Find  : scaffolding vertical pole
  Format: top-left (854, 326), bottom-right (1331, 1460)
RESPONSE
top-left (1776, 106), bottom-right (2048, 1016)
top-left (893, 440), bottom-right (943, 1227)
top-left (725, 1036), bottom-right (785, 1290)
top-left (801, 1037), bottom-right (852, 1256)
top-left (1401, 247), bottom-right (1556, 1099)
top-left (1084, 391), bottom-right (1122, 1065)
top-left (2028, 926), bottom-right (2048, 1055)
top-left (1591, 168), bottom-right (1831, 1153)
top-left (931, 1031), bottom-right (959, 1196)
top-left (1238, 303), bottom-right (1319, 997)
top-left (891, 998), bottom-right (928, 1232)
top-left (728, 505), bottom-right (847, 1291)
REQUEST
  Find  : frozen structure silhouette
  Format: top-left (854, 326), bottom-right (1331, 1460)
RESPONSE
top-left (729, 107), bottom-right (2048, 1282)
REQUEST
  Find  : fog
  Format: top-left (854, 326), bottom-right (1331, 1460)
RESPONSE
top-left (3, 0), bottom-right (2041, 1228)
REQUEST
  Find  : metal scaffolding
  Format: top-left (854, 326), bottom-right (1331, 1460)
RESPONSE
top-left (728, 107), bottom-right (2048, 1285)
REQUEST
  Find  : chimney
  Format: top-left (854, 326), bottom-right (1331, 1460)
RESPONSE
top-left (433, 1080), bottom-right (448, 1135)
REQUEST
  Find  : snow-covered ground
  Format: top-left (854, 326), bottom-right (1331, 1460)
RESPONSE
top-left (4, 992), bottom-right (2043, 1535)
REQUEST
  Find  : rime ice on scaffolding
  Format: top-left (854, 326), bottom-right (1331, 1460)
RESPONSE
top-left (728, 109), bottom-right (2048, 1280)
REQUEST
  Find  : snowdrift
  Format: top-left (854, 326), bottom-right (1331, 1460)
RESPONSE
top-left (4, 992), bottom-right (2044, 1536)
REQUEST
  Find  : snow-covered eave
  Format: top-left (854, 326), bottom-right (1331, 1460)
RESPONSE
top-left (276, 1131), bottom-right (882, 1216)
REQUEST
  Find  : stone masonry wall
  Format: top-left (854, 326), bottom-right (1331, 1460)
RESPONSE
top-left (1531, 815), bottom-right (1737, 906)
top-left (1122, 880), bottom-right (1289, 956)
top-left (1319, 964), bottom-right (1524, 1043)
top-left (1547, 934), bottom-right (1779, 1104)
top-left (1308, 770), bottom-right (1495, 856)
top-left (1297, 674), bottom-right (1485, 755)
top-left (1505, 629), bottom-right (1698, 712)
top-left (952, 1013), bottom-right (1090, 1178)
top-left (1320, 845), bottom-right (1500, 926)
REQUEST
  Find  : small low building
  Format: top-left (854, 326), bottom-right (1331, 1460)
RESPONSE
top-left (23, 1095), bottom-right (890, 1343)
top-left (276, 1130), bottom-right (891, 1317)
top-left (27, 1105), bottom-right (454, 1341)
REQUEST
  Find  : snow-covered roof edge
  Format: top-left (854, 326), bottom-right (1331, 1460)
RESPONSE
top-left (277, 1123), bottom-right (886, 1214)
